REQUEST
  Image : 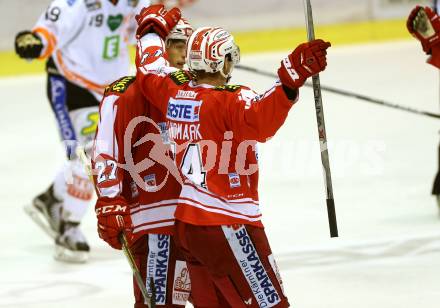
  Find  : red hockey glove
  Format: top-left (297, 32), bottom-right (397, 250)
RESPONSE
top-left (135, 4), bottom-right (181, 40)
top-left (407, 6), bottom-right (440, 69)
top-left (407, 6), bottom-right (440, 54)
top-left (95, 203), bottom-right (133, 250)
top-left (278, 39), bottom-right (331, 90)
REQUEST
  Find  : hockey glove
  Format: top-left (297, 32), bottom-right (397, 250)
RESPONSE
top-left (95, 203), bottom-right (133, 250)
top-left (14, 31), bottom-right (43, 59)
top-left (407, 6), bottom-right (440, 69)
top-left (278, 39), bottom-right (331, 90)
top-left (135, 4), bottom-right (181, 40)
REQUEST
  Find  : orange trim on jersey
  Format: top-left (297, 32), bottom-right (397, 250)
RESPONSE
top-left (55, 50), bottom-right (106, 94)
top-left (33, 27), bottom-right (57, 59)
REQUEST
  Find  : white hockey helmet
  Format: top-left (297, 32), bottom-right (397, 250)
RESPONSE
top-left (186, 27), bottom-right (240, 78)
top-left (166, 18), bottom-right (193, 43)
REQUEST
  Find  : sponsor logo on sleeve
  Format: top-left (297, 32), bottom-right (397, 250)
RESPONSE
top-left (144, 174), bottom-right (157, 192)
top-left (172, 260), bottom-right (191, 305)
top-left (228, 173), bottom-right (241, 188)
top-left (169, 70), bottom-right (191, 85)
top-left (146, 234), bottom-right (171, 306)
top-left (140, 46), bottom-right (163, 66)
top-left (222, 225), bottom-right (281, 307)
top-left (167, 98), bottom-right (202, 123)
top-left (214, 84), bottom-right (241, 92)
top-left (105, 76), bottom-right (135, 94)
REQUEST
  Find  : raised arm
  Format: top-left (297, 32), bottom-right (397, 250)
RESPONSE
top-left (134, 4), bottom-right (181, 114)
top-left (228, 39), bottom-right (331, 142)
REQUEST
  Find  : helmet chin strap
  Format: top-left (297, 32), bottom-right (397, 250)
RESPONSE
top-left (220, 64), bottom-right (234, 81)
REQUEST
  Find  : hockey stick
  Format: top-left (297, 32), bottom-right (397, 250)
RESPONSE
top-left (76, 147), bottom-right (156, 307)
top-left (76, 146), bottom-right (93, 181)
top-left (236, 1), bottom-right (440, 119)
top-left (118, 227), bottom-right (156, 308)
top-left (235, 66), bottom-right (440, 120)
top-left (303, 0), bottom-right (338, 237)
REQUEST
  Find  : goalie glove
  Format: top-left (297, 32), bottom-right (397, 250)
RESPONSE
top-left (95, 203), bottom-right (133, 250)
top-left (14, 31), bottom-right (43, 59)
top-left (407, 6), bottom-right (440, 68)
top-left (135, 4), bottom-right (181, 40)
top-left (278, 39), bottom-right (331, 90)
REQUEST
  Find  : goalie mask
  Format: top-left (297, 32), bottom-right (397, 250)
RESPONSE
top-left (186, 27), bottom-right (240, 78)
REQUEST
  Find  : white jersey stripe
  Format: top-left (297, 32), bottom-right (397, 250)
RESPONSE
top-left (131, 204), bottom-right (177, 227)
top-left (179, 200), bottom-right (262, 222)
top-left (130, 199), bottom-right (180, 212)
top-left (180, 184), bottom-right (261, 219)
top-left (133, 220), bottom-right (175, 233)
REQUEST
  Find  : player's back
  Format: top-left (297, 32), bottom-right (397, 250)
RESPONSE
top-left (94, 76), bottom-right (181, 237)
top-left (161, 71), bottom-right (264, 227)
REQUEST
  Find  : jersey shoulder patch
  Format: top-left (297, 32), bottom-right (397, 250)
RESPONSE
top-left (84, 0), bottom-right (102, 11)
top-left (127, 0), bottom-right (139, 7)
top-left (105, 76), bottom-right (136, 95)
top-left (214, 84), bottom-right (242, 92)
top-left (169, 70), bottom-right (192, 85)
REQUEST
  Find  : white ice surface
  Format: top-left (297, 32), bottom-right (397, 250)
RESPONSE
top-left (1, 40), bottom-right (439, 307)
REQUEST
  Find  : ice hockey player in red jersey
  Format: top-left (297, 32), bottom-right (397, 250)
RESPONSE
top-left (407, 4), bottom-right (440, 213)
top-left (92, 16), bottom-right (193, 307)
top-left (130, 4), bottom-right (330, 307)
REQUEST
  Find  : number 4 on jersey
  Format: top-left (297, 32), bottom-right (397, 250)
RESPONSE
top-left (180, 143), bottom-right (206, 188)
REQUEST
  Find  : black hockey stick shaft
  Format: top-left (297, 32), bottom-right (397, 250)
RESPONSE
top-left (303, 0), bottom-right (338, 237)
top-left (234, 65), bottom-right (440, 120)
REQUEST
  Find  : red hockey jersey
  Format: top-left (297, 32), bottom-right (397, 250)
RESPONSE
top-left (92, 76), bottom-right (181, 238)
top-left (135, 33), bottom-right (298, 227)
